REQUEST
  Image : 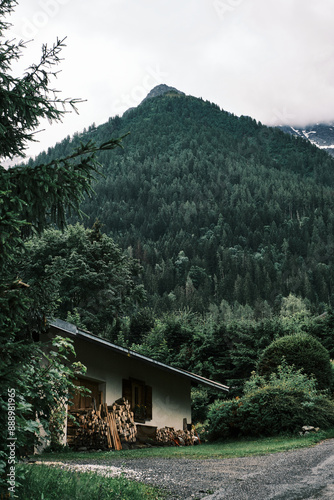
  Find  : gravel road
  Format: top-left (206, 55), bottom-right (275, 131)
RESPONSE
top-left (38, 438), bottom-right (334, 499)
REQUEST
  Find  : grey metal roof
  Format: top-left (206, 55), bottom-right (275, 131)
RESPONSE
top-left (50, 318), bottom-right (229, 392)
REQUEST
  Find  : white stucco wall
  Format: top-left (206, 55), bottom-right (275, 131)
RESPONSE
top-left (49, 328), bottom-right (191, 430)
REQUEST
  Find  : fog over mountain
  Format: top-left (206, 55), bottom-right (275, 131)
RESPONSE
top-left (6, 0), bottom-right (334, 160)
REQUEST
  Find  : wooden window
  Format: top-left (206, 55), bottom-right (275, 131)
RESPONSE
top-left (70, 378), bottom-right (102, 410)
top-left (122, 378), bottom-right (152, 422)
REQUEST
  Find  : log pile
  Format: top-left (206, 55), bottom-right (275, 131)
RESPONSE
top-left (156, 426), bottom-right (195, 446)
top-left (108, 397), bottom-right (137, 444)
top-left (67, 398), bottom-right (196, 449)
top-left (67, 399), bottom-right (136, 450)
top-left (67, 407), bottom-right (110, 450)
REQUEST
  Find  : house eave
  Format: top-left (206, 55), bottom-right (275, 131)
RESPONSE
top-left (49, 319), bottom-right (229, 392)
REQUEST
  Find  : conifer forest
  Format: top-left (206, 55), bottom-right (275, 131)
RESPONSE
top-left (20, 89), bottom-right (334, 403)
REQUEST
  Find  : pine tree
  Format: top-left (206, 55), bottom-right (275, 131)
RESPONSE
top-left (0, 1), bottom-right (124, 488)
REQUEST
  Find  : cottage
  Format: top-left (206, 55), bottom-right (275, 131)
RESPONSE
top-left (47, 319), bottom-right (228, 446)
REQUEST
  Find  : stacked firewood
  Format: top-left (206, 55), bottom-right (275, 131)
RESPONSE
top-left (67, 400), bottom-right (196, 449)
top-left (68, 400), bottom-right (134, 450)
top-left (156, 426), bottom-right (195, 446)
top-left (67, 407), bottom-right (110, 450)
top-left (108, 398), bottom-right (137, 444)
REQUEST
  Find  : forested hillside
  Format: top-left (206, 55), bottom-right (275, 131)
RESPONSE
top-left (29, 87), bottom-right (334, 316)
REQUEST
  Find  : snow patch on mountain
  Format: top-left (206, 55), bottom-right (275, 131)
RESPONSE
top-left (279, 122), bottom-right (334, 157)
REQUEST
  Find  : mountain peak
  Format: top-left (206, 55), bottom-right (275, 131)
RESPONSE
top-left (141, 84), bottom-right (185, 104)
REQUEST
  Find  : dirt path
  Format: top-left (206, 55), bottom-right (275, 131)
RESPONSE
top-left (199, 438), bottom-right (334, 500)
top-left (37, 438), bottom-right (334, 499)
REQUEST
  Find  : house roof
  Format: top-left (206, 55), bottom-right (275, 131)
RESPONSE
top-left (50, 319), bottom-right (229, 392)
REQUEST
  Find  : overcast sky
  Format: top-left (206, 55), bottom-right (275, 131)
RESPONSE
top-left (6, 0), bottom-right (334, 159)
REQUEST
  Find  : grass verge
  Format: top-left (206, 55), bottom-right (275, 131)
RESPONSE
top-left (39, 428), bottom-right (334, 462)
top-left (16, 464), bottom-right (166, 500)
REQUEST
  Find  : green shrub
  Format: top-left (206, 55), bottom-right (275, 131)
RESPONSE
top-left (257, 333), bottom-right (332, 390)
top-left (194, 420), bottom-right (210, 442)
top-left (244, 361), bottom-right (318, 395)
top-left (207, 363), bottom-right (334, 440)
top-left (207, 399), bottom-right (242, 440)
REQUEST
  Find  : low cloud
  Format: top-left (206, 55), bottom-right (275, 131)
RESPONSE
top-left (6, 0), bottom-right (334, 157)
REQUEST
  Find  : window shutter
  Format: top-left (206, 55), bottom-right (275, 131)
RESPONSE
top-left (122, 379), bottom-right (132, 407)
top-left (145, 385), bottom-right (152, 420)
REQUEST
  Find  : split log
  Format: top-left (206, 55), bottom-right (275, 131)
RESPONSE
top-left (156, 426), bottom-right (195, 446)
top-left (67, 398), bottom-right (136, 450)
top-left (108, 412), bottom-right (122, 450)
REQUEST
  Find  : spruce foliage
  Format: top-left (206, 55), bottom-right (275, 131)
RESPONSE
top-left (29, 87), bottom-right (334, 315)
top-left (0, 1), bottom-right (124, 490)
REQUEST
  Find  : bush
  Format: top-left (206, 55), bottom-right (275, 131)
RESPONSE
top-left (191, 387), bottom-right (225, 423)
top-left (257, 333), bottom-right (333, 390)
top-left (207, 363), bottom-right (334, 440)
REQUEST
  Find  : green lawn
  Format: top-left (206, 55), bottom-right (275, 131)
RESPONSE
top-left (40, 428), bottom-right (334, 462)
top-left (17, 464), bottom-right (166, 500)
